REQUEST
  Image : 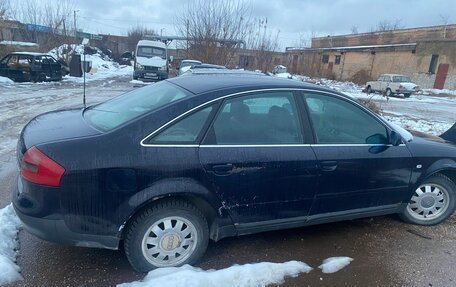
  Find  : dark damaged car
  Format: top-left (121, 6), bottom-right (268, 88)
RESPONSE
top-left (0, 52), bottom-right (63, 82)
top-left (13, 73), bottom-right (456, 272)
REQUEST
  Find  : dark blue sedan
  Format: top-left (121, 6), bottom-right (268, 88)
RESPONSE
top-left (13, 73), bottom-right (456, 272)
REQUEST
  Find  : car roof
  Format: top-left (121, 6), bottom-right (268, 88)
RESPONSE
top-left (167, 73), bottom-right (340, 96)
top-left (7, 52), bottom-right (50, 56)
top-left (191, 63), bottom-right (226, 69)
top-left (181, 59), bottom-right (201, 63)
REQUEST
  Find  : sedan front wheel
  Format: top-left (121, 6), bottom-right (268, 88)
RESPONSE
top-left (400, 174), bottom-right (456, 225)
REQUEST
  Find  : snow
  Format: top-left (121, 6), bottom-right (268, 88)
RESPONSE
top-left (423, 88), bottom-right (456, 96)
top-left (0, 204), bottom-right (22, 285)
top-left (117, 261), bottom-right (312, 287)
top-left (0, 40), bottom-right (38, 47)
top-left (48, 44), bottom-right (133, 83)
top-left (0, 76), bottom-right (14, 84)
top-left (318, 257), bottom-right (353, 274)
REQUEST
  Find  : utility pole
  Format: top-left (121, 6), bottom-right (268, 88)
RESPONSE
top-left (73, 10), bottom-right (79, 40)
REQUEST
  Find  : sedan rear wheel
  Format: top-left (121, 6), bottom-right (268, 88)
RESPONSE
top-left (124, 200), bottom-right (209, 272)
top-left (400, 174), bottom-right (456, 225)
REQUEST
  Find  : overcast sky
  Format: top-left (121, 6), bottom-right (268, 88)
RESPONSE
top-left (74, 0), bottom-right (454, 49)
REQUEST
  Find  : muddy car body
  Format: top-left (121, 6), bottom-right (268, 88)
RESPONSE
top-left (13, 74), bottom-right (456, 272)
top-left (0, 52), bottom-right (63, 82)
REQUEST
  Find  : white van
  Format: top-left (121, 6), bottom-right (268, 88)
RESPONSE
top-left (133, 40), bottom-right (170, 81)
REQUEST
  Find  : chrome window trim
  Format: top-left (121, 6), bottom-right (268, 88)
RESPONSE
top-left (200, 144), bottom-right (312, 148)
top-left (140, 88), bottom-right (397, 148)
top-left (141, 143), bottom-right (406, 148)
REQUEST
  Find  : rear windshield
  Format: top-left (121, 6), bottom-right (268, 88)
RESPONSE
top-left (84, 81), bottom-right (190, 131)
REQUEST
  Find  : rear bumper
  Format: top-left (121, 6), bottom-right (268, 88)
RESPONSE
top-left (13, 176), bottom-right (119, 250)
top-left (14, 204), bottom-right (119, 249)
top-left (395, 89), bottom-right (416, 94)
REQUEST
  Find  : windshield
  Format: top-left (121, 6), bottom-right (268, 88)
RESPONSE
top-left (393, 76), bottom-right (411, 82)
top-left (137, 46), bottom-right (166, 59)
top-left (84, 81), bottom-right (190, 131)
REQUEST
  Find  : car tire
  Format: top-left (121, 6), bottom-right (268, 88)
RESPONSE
top-left (404, 93), bottom-right (411, 98)
top-left (385, 88), bottom-right (392, 97)
top-left (399, 174), bottom-right (456, 226)
top-left (124, 200), bottom-right (209, 273)
top-left (35, 73), bottom-right (46, 82)
top-left (366, 86), bottom-right (372, 94)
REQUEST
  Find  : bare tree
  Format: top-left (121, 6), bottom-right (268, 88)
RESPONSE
top-left (0, 0), bottom-right (10, 20)
top-left (245, 17), bottom-right (280, 72)
top-left (294, 29), bottom-right (318, 48)
top-left (9, 0), bottom-right (75, 49)
top-left (440, 14), bottom-right (451, 39)
top-left (350, 25), bottom-right (358, 34)
top-left (374, 19), bottom-right (404, 32)
top-left (127, 25), bottom-right (157, 51)
top-left (175, 0), bottom-right (250, 65)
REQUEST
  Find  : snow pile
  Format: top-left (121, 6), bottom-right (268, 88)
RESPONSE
top-left (318, 257), bottom-right (353, 274)
top-left (422, 88), bottom-right (456, 96)
top-left (49, 44), bottom-right (133, 83)
top-left (0, 204), bottom-right (22, 285)
top-left (0, 76), bottom-right (14, 85)
top-left (117, 261), bottom-right (312, 287)
top-left (0, 40), bottom-right (38, 47)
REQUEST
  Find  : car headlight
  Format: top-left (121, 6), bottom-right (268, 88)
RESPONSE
top-left (135, 62), bottom-right (144, 70)
top-left (159, 65), bottom-right (167, 71)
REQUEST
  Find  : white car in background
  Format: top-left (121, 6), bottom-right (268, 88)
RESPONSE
top-left (365, 74), bottom-right (420, 98)
top-left (272, 65), bottom-right (292, 79)
top-left (177, 59), bottom-right (202, 76)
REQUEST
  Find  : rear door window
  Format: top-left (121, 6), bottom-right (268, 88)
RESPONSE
top-left (206, 92), bottom-right (303, 145)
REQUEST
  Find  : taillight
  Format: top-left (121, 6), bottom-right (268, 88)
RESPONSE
top-left (20, 146), bottom-right (65, 187)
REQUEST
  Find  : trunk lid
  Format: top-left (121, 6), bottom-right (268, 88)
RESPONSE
top-left (19, 108), bottom-right (101, 152)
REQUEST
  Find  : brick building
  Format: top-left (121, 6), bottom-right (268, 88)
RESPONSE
top-left (287, 24), bottom-right (456, 89)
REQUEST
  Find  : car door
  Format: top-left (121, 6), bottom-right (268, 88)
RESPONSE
top-left (0, 55), bottom-right (11, 77)
top-left (302, 91), bottom-right (413, 217)
top-left (46, 56), bottom-right (62, 79)
top-left (199, 90), bottom-right (320, 226)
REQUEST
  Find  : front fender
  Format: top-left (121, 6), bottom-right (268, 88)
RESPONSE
top-left (415, 159), bottom-right (456, 188)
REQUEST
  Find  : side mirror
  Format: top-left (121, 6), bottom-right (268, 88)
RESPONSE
top-left (390, 130), bottom-right (403, 146)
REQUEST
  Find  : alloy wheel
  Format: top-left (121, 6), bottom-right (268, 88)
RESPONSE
top-left (406, 183), bottom-right (450, 221)
top-left (141, 216), bottom-right (198, 267)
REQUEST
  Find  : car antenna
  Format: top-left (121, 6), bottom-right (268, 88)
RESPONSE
top-left (81, 38), bottom-right (91, 108)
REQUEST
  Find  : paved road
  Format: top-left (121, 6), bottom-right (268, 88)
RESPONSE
top-left (1, 78), bottom-right (456, 286)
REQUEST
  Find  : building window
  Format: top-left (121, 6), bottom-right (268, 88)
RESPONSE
top-left (428, 54), bottom-right (439, 74)
top-left (322, 55), bottom-right (329, 64)
top-left (335, 55), bottom-right (341, 65)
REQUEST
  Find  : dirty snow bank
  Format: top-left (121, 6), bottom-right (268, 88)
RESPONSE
top-left (49, 44), bottom-right (132, 83)
top-left (0, 204), bottom-right (22, 285)
top-left (422, 88), bottom-right (456, 96)
top-left (319, 257), bottom-right (353, 274)
top-left (117, 261), bottom-right (312, 287)
top-left (0, 76), bottom-right (14, 85)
